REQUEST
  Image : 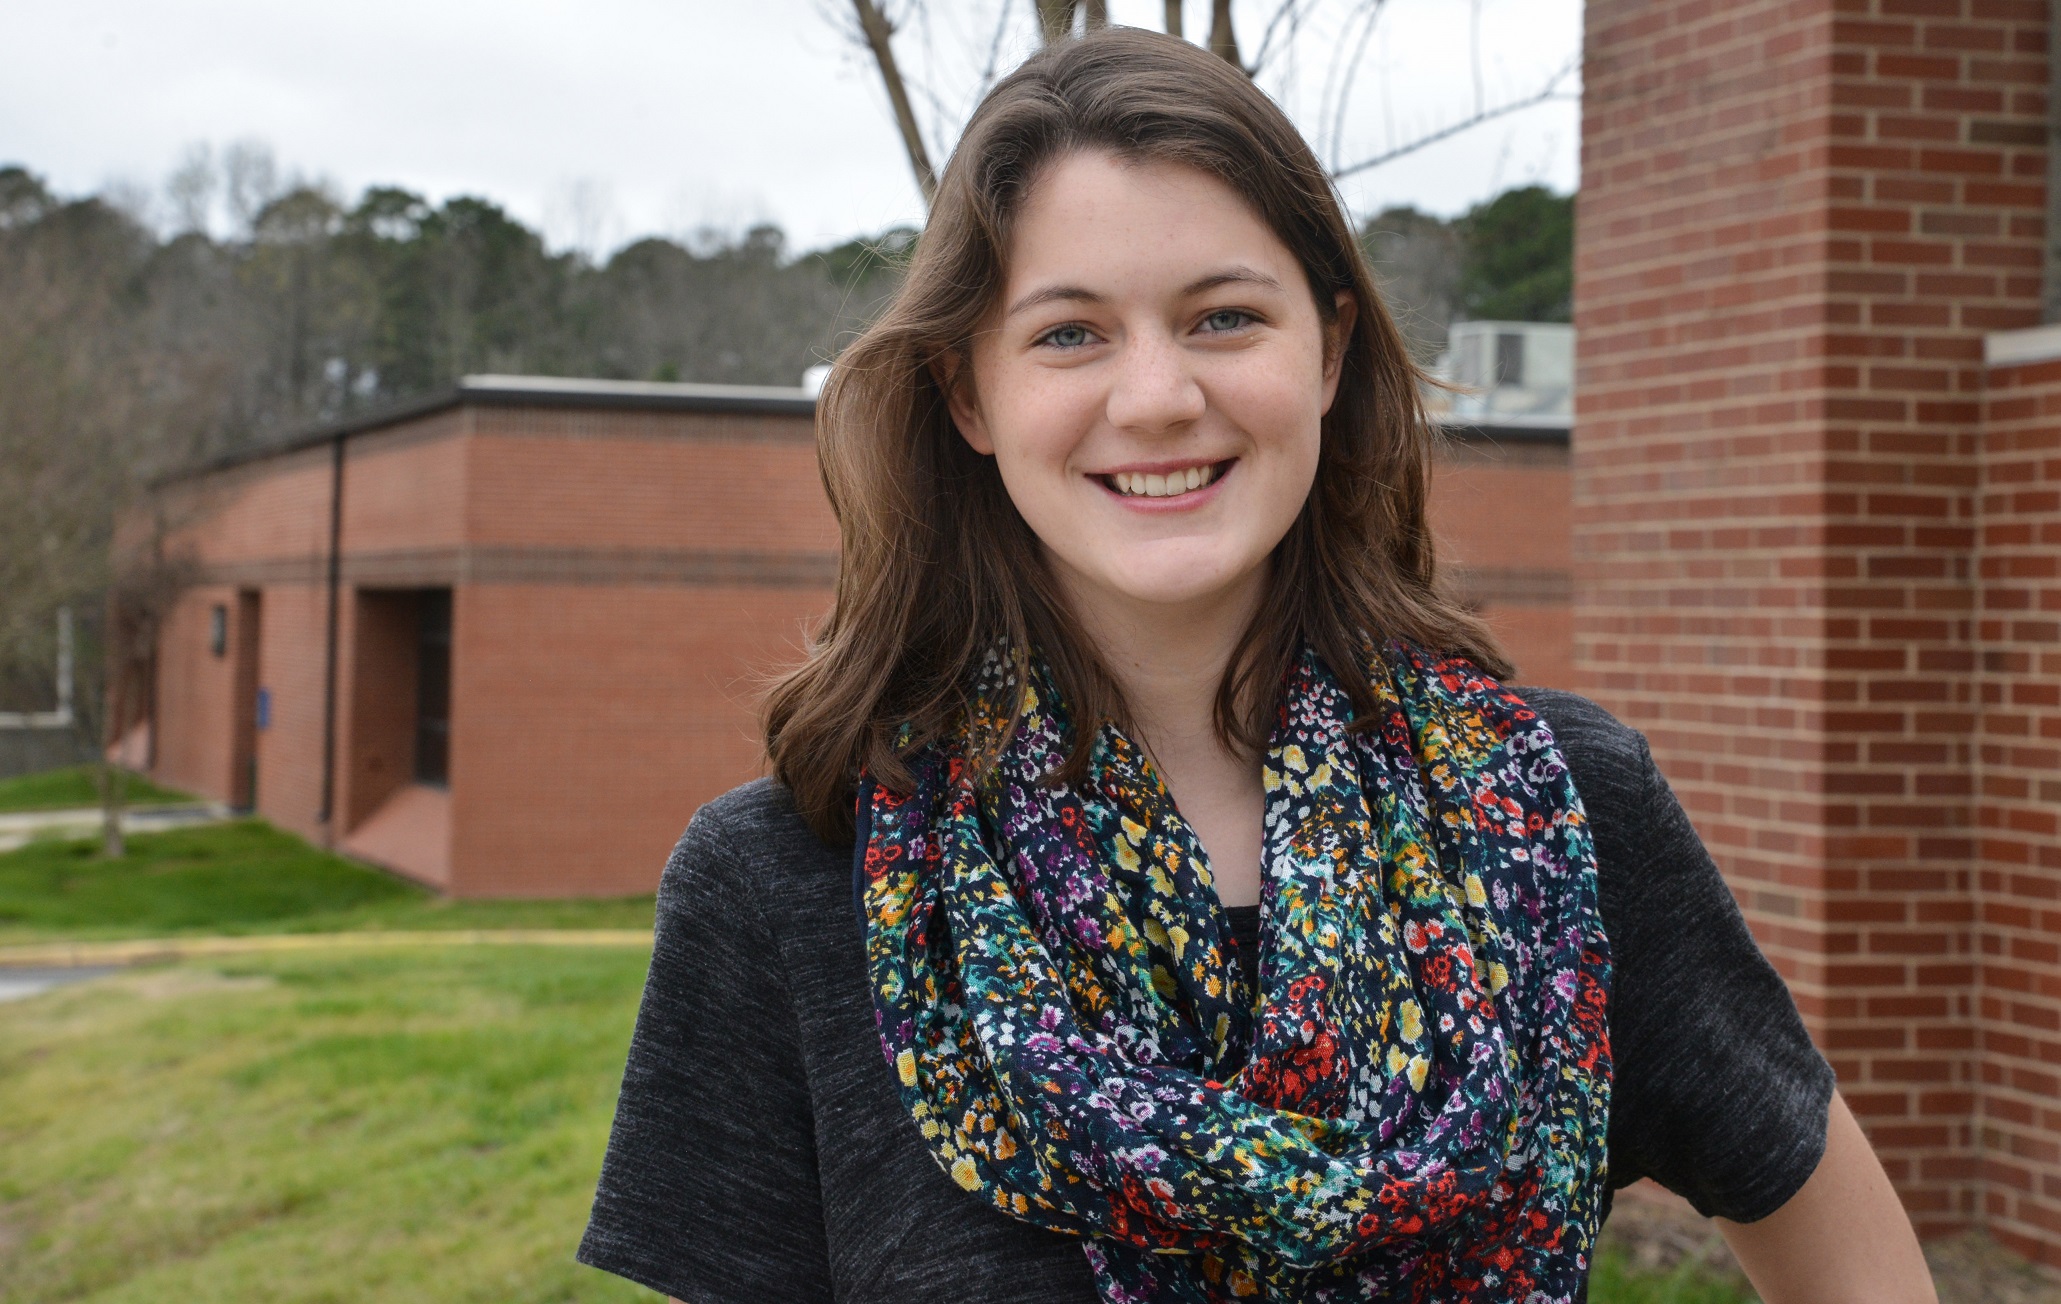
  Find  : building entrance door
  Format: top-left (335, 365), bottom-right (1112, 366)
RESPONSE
top-left (230, 589), bottom-right (262, 811)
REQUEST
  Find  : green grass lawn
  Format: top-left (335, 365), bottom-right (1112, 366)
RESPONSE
top-left (0, 821), bottom-right (654, 946)
top-left (0, 946), bottom-right (660, 1303)
top-left (0, 947), bottom-right (1752, 1304)
top-left (0, 810), bottom-right (1751, 1302)
top-left (1589, 1250), bottom-right (1757, 1303)
top-left (0, 765), bottom-right (196, 814)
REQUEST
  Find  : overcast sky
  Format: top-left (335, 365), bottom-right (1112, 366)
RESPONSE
top-left (3, 0), bottom-right (1581, 257)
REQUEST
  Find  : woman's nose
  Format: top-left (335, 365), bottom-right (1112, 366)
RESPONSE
top-left (1104, 331), bottom-right (1206, 435)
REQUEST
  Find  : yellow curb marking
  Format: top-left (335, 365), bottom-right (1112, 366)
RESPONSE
top-left (0, 930), bottom-right (654, 969)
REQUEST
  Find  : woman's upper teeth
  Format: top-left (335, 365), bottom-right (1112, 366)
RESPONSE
top-left (1113, 465), bottom-right (1214, 497)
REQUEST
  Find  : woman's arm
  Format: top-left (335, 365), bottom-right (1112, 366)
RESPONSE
top-left (1715, 1092), bottom-right (1936, 1303)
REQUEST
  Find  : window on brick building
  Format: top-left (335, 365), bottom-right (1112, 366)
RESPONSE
top-left (414, 589), bottom-right (452, 787)
top-left (209, 604), bottom-right (228, 657)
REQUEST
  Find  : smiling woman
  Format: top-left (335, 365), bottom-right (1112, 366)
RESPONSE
top-left (576, 26), bottom-right (1934, 1304)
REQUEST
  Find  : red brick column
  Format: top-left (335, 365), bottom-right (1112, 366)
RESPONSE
top-left (1976, 338), bottom-right (2061, 1265)
top-left (1577, 0), bottom-right (2046, 1238)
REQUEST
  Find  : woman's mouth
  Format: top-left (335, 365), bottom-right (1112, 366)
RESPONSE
top-left (1099, 461), bottom-right (1231, 499)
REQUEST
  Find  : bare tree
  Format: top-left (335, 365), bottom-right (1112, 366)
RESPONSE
top-left (83, 541), bottom-right (199, 857)
top-left (222, 139), bottom-right (281, 236)
top-left (167, 143), bottom-right (217, 236)
top-left (1330, 55), bottom-right (1579, 182)
top-left (1206, 0), bottom-right (1240, 65)
top-left (851, 1), bottom-right (940, 204)
top-left (833, 1), bottom-right (1573, 209)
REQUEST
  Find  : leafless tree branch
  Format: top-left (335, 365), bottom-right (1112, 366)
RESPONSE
top-left (1246, 0), bottom-right (1307, 78)
top-left (851, 0), bottom-right (939, 204)
top-left (1036, 0), bottom-right (1076, 42)
top-left (1207, 0), bottom-right (1240, 69)
top-left (1330, 56), bottom-right (1579, 182)
top-left (1321, 0), bottom-right (1387, 168)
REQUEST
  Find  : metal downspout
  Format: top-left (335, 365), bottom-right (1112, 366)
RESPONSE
top-left (318, 433), bottom-right (343, 839)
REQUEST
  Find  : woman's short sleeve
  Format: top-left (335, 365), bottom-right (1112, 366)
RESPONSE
top-left (1526, 689), bottom-right (1837, 1224)
top-left (577, 808), bottom-right (833, 1302)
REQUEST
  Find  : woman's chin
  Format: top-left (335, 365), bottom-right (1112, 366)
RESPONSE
top-left (1071, 562), bottom-right (1269, 617)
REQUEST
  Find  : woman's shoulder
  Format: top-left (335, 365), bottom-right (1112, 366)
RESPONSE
top-left (688, 776), bottom-right (842, 848)
top-left (658, 777), bottom-right (854, 925)
top-left (1505, 685), bottom-right (1646, 768)
top-left (1503, 685), bottom-right (1658, 829)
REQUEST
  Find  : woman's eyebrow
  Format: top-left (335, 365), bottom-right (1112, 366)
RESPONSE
top-left (1004, 285), bottom-right (1105, 318)
top-left (1004, 266), bottom-right (1286, 319)
top-left (1182, 266), bottom-right (1284, 296)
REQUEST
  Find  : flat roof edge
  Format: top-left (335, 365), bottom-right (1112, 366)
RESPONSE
top-left (1436, 418), bottom-right (1571, 445)
top-left (154, 389), bottom-right (467, 484)
top-left (1986, 323), bottom-right (2061, 368)
top-left (156, 377), bottom-right (1564, 486)
top-left (154, 376), bottom-right (821, 484)
top-left (460, 374), bottom-right (817, 415)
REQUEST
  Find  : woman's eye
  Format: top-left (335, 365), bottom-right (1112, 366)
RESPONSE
top-left (1039, 323), bottom-right (1093, 349)
top-left (1201, 309), bottom-right (1253, 333)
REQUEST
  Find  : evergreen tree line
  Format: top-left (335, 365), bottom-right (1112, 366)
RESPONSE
top-left (0, 153), bottom-right (1569, 721)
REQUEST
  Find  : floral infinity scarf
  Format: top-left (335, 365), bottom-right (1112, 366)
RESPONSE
top-left (856, 643), bottom-right (1611, 1302)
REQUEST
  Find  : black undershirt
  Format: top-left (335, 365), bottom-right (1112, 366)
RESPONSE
top-left (1224, 902), bottom-right (1263, 996)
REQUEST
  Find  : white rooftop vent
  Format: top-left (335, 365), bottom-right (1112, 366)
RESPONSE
top-left (1432, 321), bottom-right (1573, 426)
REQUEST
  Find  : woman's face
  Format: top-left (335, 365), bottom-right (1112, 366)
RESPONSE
top-left (949, 150), bottom-right (1352, 627)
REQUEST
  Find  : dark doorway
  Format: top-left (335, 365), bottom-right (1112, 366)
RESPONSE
top-left (230, 590), bottom-right (262, 811)
top-left (413, 590), bottom-right (452, 787)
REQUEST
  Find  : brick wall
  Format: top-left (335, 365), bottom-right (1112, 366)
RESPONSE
top-left (449, 583), bottom-right (833, 896)
top-left (1580, 0), bottom-right (2052, 1254)
top-left (1430, 433), bottom-right (1574, 687)
top-left (1976, 346), bottom-right (2061, 1263)
top-left (151, 587), bottom-right (242, 801)
top-left (147, 391), bottom-right (1572, 898)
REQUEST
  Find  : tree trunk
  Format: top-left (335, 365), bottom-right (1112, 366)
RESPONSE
top-left (1207, 0), bottom-right (1241, 68)
top-left (851, 0), bottom-right (939, 205)
top-left (1083, 0), bottom-right (1109, 29)
top-left (1036, 0), bottom-right (1077, 42)
top-left (1164, 0), bottom-right (1183, 38)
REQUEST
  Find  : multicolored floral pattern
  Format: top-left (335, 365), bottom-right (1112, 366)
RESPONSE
top-left (857, 643), bottom-right (1610, 1302)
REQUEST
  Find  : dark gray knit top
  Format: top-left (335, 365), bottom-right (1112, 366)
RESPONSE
top-left (578, 688), bottom-right (1834, 1302)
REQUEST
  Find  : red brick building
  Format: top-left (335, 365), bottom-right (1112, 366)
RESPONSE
top-left (135, 377), bottom-right (833, 896)
top-left (1579, 0), bottom-right (2061, 1268)
top-left (132, 374), bottom-right (1569, 899)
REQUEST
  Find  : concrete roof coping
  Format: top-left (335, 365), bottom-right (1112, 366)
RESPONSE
top-left (158, 373), bottom-right (820, 483)
top-left (456, 374), bottom-right (816, 412)
top-left (157, 372), bottom-right (1565, 485)
top-left (1985, 323), bottom-right (2061, 368)
top-left (1435, 416), bottom-right (1570, 445)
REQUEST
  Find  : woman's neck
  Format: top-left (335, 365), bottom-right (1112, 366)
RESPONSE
top-left (1054, 563), bottom-right (1262, 746)
top-left (1052, 558), bottom-right (1270, 906)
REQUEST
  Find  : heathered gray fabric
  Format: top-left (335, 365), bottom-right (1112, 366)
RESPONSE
top-left (577, 688), bottom-right (1834, 1302)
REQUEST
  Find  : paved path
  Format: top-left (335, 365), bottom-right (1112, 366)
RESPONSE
top-left (0, 929), bottom-right (653, 969)
top-left (0, 803), bottom-right (234, 853)
top-left (0, 966), bottom-right (121, 1003)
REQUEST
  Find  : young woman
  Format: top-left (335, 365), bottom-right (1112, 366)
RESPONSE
top-left (579, 28), bottom-right (1935, 1304)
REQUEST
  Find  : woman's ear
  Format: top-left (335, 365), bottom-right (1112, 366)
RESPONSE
top-left (933, 351), bottom-right (995, 456)
top-left (1319, 291), bottom-right (1358, 416)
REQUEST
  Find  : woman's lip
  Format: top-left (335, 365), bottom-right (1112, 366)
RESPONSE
top-left (1091, 458), bottom-right (1233, 476)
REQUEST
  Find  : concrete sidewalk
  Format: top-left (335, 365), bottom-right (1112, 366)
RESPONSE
top-left (0, 966), bottom-right (121, 1003)
top-left (0, 802), bottom-right (234, 853)
top-left (0, 929), bottom-right (653, 969)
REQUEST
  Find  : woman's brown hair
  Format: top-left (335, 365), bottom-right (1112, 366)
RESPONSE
top-left (763, 25), bottom-right (1509, 843)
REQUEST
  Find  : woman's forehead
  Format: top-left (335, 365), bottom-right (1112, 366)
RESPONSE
top-left (999, 151), bottom-right (1297, 302)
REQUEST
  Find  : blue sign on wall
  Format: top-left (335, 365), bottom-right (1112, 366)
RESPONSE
top-left (256, 687), bottom-right (271, 731)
